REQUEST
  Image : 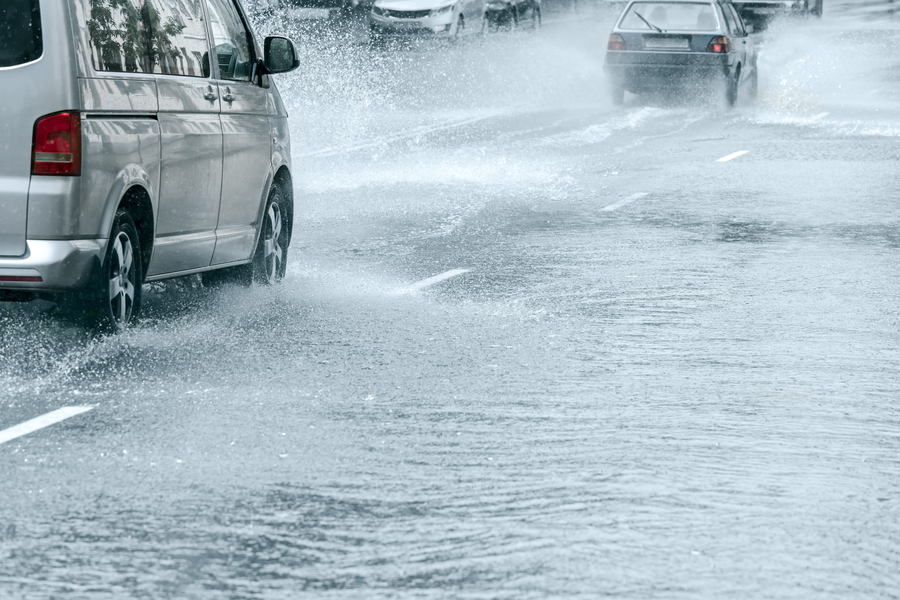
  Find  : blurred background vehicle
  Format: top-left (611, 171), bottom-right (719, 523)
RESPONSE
top-left (733, 0), bottom-right (822, 31)
top-left (368, 0), bottom-right (487, 41)
top-left (604, 0), bottom-right (758, 106)
top-left (484, 0), bottom-right (541, 30)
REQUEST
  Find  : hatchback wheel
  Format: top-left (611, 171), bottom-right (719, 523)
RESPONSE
top-left (724, 71), bottom-right (739, 108)
top-left (530, 6), bottom-right (540, 30)
top-left (453, 15), bottom-right (464, 38)
top-left (748, 68), bottom-right (759, 102)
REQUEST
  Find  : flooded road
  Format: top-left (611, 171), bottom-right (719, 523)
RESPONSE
top-left (3, 4), bottom-right (900, 598)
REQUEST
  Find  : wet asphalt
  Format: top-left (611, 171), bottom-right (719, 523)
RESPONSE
top-left (2, 5), bottom-right (900, 599)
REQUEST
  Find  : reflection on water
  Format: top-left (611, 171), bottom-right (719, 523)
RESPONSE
top-left (3, 4), bottom-right (900, 599)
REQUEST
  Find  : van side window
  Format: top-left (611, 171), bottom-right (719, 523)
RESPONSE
top-left (83, 0), bottom-right (210, 77)
top-left (204, 0), bottom-right (254, 82)
top-left (0, 0), bottom-right (42, 68)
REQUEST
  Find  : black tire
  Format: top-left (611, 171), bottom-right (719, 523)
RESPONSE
top-left (368, 31), bottom-right (384, 49)
top-left (454, 15), bottom-right (464, 38)
top-left (748, 67), bottom-right (759, 102)
top-left (610, 84), bottom-right (625, 106)
top-left (82, 209), bottom-right (142, 331)
top-left (724, 70), bottom-right (739, 108)
top-left (530, 6), bottom-right (540, 30)
top-left (251, 185), bottom-right (289, 285)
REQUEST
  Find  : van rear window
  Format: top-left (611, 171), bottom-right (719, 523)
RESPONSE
top-left (0, 0), bottom-right (43, 68)
top-left (82, 0), bottom-right (211, 77)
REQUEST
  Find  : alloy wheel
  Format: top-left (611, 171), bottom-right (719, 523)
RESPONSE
top-left (261, 201), bottom-right (283, 284)
top-left (107, 230), bottom-right (136, 324)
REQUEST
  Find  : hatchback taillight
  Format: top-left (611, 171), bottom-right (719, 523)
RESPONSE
top-left (706, 36), bottom-right (729, 53)
top-left (608, 34), bottom-right (626, 51)
top-left (32, 111), bottom-right (81, 176)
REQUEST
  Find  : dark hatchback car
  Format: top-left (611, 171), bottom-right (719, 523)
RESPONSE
top-left (484, 0), bottom-right (541, 30)
top-left (604, 0), bottom-right (758, 106)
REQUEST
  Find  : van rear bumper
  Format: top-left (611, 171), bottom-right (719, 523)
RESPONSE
top-left (0, 239), bottom-right (105, 295)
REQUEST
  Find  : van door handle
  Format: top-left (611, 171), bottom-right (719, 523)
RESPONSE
top-left (223, 89), bottom-right (235, 104)
top-left (203, 90), bottom-right (217, 101)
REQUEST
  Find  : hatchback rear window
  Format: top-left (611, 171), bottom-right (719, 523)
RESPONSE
top-left (0, 0), bottom-right (43, 68)
top-left (620, 2), bottom-right (719, 31)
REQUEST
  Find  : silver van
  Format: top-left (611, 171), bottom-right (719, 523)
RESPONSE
top-left (0, 0), bottom-right (299, 329)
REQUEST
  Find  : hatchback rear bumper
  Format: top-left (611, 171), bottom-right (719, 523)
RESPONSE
top-left (0, 239), bottom-right (105, 296)
top-left (605, 52), bottom-right (732, 91)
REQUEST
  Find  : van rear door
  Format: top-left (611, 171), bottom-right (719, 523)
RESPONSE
top-left (0, 0), bottom-right (44, 257)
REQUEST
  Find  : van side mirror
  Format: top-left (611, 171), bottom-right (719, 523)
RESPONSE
top-left (263, 36), bottom-right (300, 74)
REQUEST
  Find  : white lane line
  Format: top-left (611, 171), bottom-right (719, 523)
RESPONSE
top-left (0, 406), bottom-right (94, 446)
top-left (601, 192), bottom-right (649, 212)
top-left (810, 112), bottom-right (830, 121)
top-left (401, 269), bottom-right (470, 294)
top-left (717, 150), bottom-right (749, 163)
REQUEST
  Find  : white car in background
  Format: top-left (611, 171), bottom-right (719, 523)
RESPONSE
top-left (368, 0), bottom-right (486, 41)
top-left (734, 0), bottom-right (823, 18)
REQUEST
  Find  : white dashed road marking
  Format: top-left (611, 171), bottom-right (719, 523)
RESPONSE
top-left (717, 150), bottom-right (749, 163)
top-left (0, 406), bottom-right (94, 446)
top-left (602, 192), bottom-right (649, 212)
top-left (401, 269), bottom-right (470, 294)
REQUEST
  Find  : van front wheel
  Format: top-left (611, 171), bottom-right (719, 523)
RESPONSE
top-left (252, 186), bottom-right (288, 284)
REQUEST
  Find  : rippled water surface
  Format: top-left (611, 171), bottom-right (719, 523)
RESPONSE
top-left (2, 4), bottom-right (900, 598)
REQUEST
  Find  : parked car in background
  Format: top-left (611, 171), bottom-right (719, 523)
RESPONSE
top-left (282, 0), bottom-right (354, 24)
top-left (484, 0), bottom-right (541, 30)
top-left (368, 0), bottom-right (487, 41)
top-left (734, 0), bottom-right (823, 19)
top-left (604, 0), bottom-right (758, 107)
top-left (0, 0), bottom-right (300, 330)
top-left (733, 0), bottom-right (821, 31)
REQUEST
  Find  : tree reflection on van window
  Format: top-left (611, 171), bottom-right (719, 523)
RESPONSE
top-left (85, 0), bottom-right (210, 77)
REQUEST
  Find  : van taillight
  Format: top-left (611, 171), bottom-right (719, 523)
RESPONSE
top-left (706, 36), bottom-right (729, 53)
top-left (32, 111), bottom-right (81, 176)
top-left (608, 34), bottom-right (626, 51)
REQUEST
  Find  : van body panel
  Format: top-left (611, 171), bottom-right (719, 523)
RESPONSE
top-left (268, 86), bottom-right (292, 176)
top-left (212, 82), bottom-right (272, 265)
top-left (66, 0), bottom-right (95, 79)
top-left (148, 77), bottom-right (224, 276)
top-left (0, 176), bottom-right (31, 256)
top-left (28, 119), bottom-right (161, 240)
top-left (80, 77), bottom-right (159, 113)
top-left (0, 0), bottom-right (79, 257)
top-left (148, 230), bottom-right (219, 276)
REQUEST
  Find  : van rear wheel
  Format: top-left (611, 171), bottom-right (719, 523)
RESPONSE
top-left (77, 209), bottom-right (142, 331)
